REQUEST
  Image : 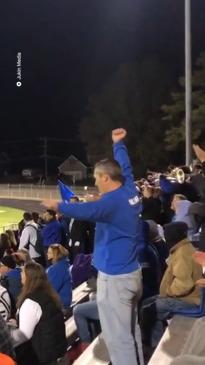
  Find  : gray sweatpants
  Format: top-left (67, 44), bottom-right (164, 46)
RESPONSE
top-left (97, 269), bottom-right (144, 365)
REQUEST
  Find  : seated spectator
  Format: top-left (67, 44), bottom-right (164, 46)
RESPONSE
top-left (0, 233), bottom-right (14, 258)
top-left (171, 194), bottom-right (194, 238)
top-left (12, 249), bottom-right (31, 267)
top-left (42, 210), bottom-right (63, 250)
top-left (5, 230), bottom-right (17, 252)
top-left (0, 284), bottom-right (11, 320)
top-left (0, 314), bottom-right (16, 362)
top-left (146, 220), bottom-right (168, 277)
top-left (0, 256), bottom-right (21, 317)
top-left (11, 262), bottom-right (67, 365)
top-left (19, 212), bottom-right (46, 267)
top-left (69, 297), bottom-right (100, 361)
top-left (140, 221), bottom-right (202, 349)
top-left (73, 298), bottom-right (100, 345)
top-left (47, 244), bottom-right (72, 312)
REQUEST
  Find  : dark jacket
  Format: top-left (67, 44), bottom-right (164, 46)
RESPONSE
top-left (19, 288), bottom-right (67, 365)
top-left (142, 197), bottom-right (161, 223)
top-left (191, 163), bottom-right (205, 203)
top-left (69, 219), bottom-right (95, 263)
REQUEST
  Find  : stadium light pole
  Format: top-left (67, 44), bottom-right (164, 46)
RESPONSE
top-left (185, 0), bottom-right (192, 165)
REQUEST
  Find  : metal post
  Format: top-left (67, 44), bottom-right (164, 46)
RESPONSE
top-left (185, 0), bottom-right (192, 165)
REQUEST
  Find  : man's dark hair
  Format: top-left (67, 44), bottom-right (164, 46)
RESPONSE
top-left (46, 209), bottom-right (56, 218)
top-left (23, 212), bottom-right (32, 221)
top-left (94, 159), bottom-right (124, 183)
top-left (32, 212), bottom-right (39, 223)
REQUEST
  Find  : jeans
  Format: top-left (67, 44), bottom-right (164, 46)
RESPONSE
top-left (73, 300), bottom-right (99, 343)
top-left (97, 269), bottom-right (144, 365)
top-left (140, 295), bottom-right (199, 348)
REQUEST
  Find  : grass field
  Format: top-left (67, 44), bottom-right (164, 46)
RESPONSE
top-left (0, 206), bottom-right (24, 232)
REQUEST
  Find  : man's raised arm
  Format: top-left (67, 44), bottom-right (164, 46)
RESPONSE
top-left (112, 128), bottom-right (135, 188)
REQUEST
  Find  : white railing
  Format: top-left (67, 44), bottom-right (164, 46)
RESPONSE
top-left (0, 184), bottom-right (97, 201)
top-left (0, 223), bottom-right (19, 233)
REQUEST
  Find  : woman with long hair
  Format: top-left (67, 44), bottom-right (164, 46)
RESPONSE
top-left (12, 249), bottom-right (31, 267)
top-left (5, 230), bottom-right (17, 251)
top-left (0, 233), bottom-right (14, 258)
top-left (47, 244), bottom-right (72, 312)
top-left (11, 262), bottom-right (67, 365)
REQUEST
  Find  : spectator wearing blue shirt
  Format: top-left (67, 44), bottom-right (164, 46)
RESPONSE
top-left (42, 210), bottom-right (63, 249)
top-left (43, 128), bottom-right (145, 365)
top-left (46, 244), bottom-right (72, 312)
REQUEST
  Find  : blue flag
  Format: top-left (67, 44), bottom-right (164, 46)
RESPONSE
top-left (58, 179), bottom-right (75, 203)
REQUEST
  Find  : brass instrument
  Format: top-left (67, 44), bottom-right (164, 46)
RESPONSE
top-left (168, 168), bottom-right (185, 184)
top-left (147, 167), bottom-right (186, 185)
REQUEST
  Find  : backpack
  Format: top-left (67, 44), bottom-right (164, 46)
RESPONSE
top-left (71, 254), bottom-right (97, 289)
top-left (25, 225), bottom-right (45, 257)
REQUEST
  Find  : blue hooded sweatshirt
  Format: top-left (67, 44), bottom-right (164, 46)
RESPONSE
top-left (58, 141), bottom-right (145, 275)
top-left (47, 257), bottom-right (72, 307)
top-left (42, 220), bottom-right (63, 248)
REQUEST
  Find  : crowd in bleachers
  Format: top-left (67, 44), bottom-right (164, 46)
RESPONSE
top-left (0, 131), bottom-right (204, 365)
top-left (0, 206), bottom-right (96, 364)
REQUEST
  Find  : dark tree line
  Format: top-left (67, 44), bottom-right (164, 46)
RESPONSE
top-left (79, 53), bottom-right (205, 176)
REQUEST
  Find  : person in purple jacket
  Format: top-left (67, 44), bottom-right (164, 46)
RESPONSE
top-left (42, 128), bottom-right (145, 365)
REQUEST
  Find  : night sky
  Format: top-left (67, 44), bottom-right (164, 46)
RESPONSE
top-left (1, 0), bottom-right (205, 166)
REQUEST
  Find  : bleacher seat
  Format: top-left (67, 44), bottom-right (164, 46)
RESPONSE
top-left (73, 334), bottom-right (110, 365)
top-left (148, 316), bottom-right (197, 365)
top-left (170, 355), bottom-right (205, 365)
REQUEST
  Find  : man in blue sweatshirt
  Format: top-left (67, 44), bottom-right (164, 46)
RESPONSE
top-left (43, 128), bottom-right (144, 365)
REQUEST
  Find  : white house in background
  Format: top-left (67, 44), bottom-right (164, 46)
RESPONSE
top-left (58, 155), bottom-right (87, 182)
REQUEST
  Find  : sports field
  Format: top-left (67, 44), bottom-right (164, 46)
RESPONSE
top-left (0, 206), bottom-right (24, 232)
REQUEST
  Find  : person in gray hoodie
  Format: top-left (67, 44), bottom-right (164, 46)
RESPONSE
top-left (171, 194), bottom-right (195, 239)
